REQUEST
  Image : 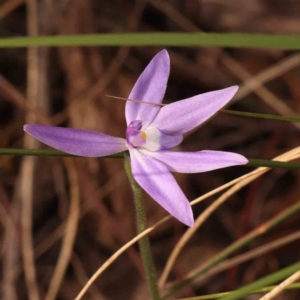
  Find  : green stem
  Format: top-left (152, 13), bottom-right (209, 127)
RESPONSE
top-left (176, 282), bottom-right (300, 300)
top-left (124, 153), bottom-right (160, 300)
top-left (0, 148), bottom-right (123, 158)
top-left (2, 148), bottom-right (300, 170)
top-left (221, 109), bottom-right (300, 123)
top-left (1, 33), bottom-right (300, 49)
top-left (247, 159), bottom-right (300, 170)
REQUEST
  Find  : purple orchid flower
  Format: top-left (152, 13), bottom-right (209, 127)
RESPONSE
top-left (24, 49), bottom-right (248, 227)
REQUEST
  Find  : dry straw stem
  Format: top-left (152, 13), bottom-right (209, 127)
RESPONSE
top-left (74, 146), bottom-right (300, 300)
top-left (158, 146), bottom-right (300, 289)
top-left (44, 158), bottom-right (80, 300)
top-left (71, 254), bottom-right (108, 300)
top-left (222, 55), bottom-right (300, 129)
top-left (177, 230), bottom-right (300, 287)
top-left (150, 0), bottom-right (300, 130)
top-left (74, 216), bottom-right (170, 300)
top-left (0, 9), bottom-right (143, 293)
top-left (1, 186), bottom-right (20, 300)
top-left (164, 204), bottom-right (300, 298)
top-left (20, 0), bottom-right (41, 299)
top-left (51, 0), bottom-right (146, 125)
top-left (0, 74), bottom-right (49, 127)
top-left (258, 271), bottom-right (300, 300)
top-left (235, 53), bottom-right (300, 101)
top-left (0, 0), bottom-right (145, 124)
top-left (0, 0), bottom-right (25, 19)
top-left (0, 171), bottom-right (125, 294)
top-left (164, 200), bottom-right (300, 296)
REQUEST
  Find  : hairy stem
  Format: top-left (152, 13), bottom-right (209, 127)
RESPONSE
top-left (124, 153), bottom-right (160, 300)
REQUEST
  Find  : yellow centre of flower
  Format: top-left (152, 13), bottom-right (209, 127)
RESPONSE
top-left (141, 131), bottom-right (147, 140)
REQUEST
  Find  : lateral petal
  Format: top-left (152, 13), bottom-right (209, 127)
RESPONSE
top-left (125, 50), bottom-right (170, 127)
top-left (24, 124), bottom-right (127, 157)
top-left (150, 86), bottom-right (239, 134)
top-left (130, 149), bottom-right (194, 227)
top-left (141, 149), bottom-right (248, 173)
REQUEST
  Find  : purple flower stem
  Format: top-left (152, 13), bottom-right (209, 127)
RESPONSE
top-left (124, 153), bottom-right (160, 300)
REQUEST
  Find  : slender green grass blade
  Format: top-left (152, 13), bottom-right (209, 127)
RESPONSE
top-left (164, 201), bottom-right (300, 298)
top-left (1, 149), bottom-right (300, 171)
top-left (221, 110), bottom-right (300, 123)
top-left (247, 159), bottom-right (300, 170)
top-left (176, 283), bottom-right (300, 299)
top-left (1, 33), bottom-right (300, 49)
top-left (0, 148), bottom-right (123, 158)
top-left (218, 262), bottom-right (300, 300)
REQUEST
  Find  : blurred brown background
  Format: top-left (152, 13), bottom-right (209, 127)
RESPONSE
top-left (1, 0), bottom-right (300, 299)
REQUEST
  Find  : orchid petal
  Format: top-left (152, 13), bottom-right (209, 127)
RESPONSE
top-left (130, 149), bottom-right (194, 227)
top-left (126, 49), bottom-right (170, 127)
top-left (24, 124), bottom-right (127, 157)
top-left (150, 86), bottom-right (239, 134)
top-left (140, 149), bottom-right (248, 173)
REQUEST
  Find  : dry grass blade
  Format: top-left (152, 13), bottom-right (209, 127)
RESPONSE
top-left (45, 158), bottom-right (80, 300)
top-left (150, 0), bottom-right (300, 131)
top-left (71, 254), bottom-right (108, 300)
top-left (222, 55), bottom-right (300, 130)
top-left (181, 230), bottom-right (300, 286)
top-left (258, 271), bottom-right (300, 300)
top-left (0, 0), bottom-right (25, 19)
top-left (105, 95), bottom-right (165, 106)
top-left (158, 146), bottom-right (300, 289)
top-left (2, 188), bottom-right (20, 300)
top-left (163, 200), bottom-right (300, 298)
top-left (75, 146), bottom-right (300, 299)
top-left (74, 216), bottom-right (169, 300)
top-left (0, 74), bottom-right (49, 124)
top-left (20, 0), bottom-right (41, 299)
top-left (2, 1), bottom-right (300, 299)
top-left (236, 53), bottom-right (300, 100)
top-left (0, 172), bottom-right (126, 294)
top-left (20, 110), bottom-right (40, 300)
top-left (51, 47), bottom-right (130, 125)
top-left (51, 0), bottom-right (147, 125)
